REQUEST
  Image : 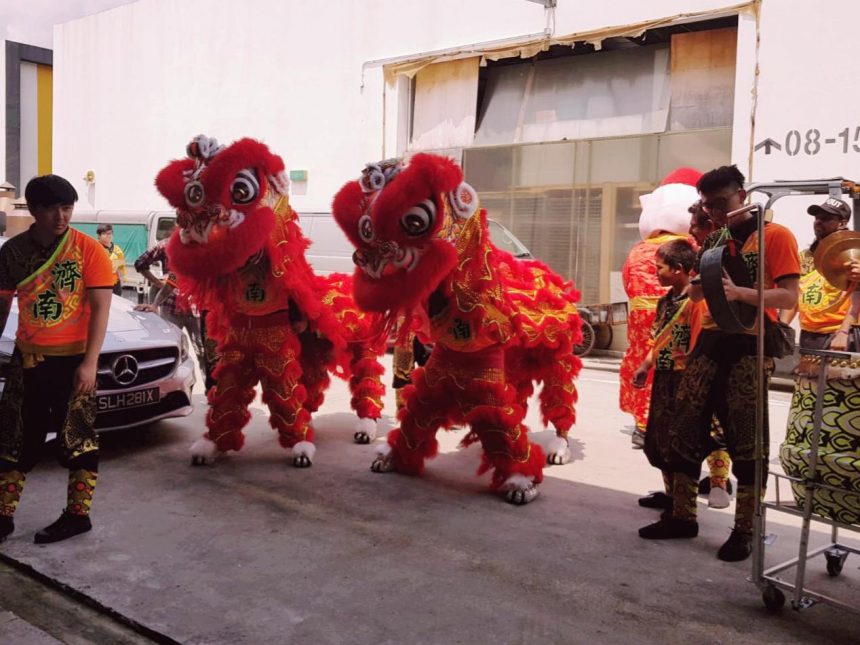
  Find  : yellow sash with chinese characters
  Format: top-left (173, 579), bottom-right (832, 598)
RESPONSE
top-left (15, 229), bottom-right (90, 360)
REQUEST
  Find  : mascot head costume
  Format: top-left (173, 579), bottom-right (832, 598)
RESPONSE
top-left (638, 167), bottom-right (702, 241)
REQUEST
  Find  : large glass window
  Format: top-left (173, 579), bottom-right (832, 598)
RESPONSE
top-left (475, 45), bottom-right (671, 146)
top-left (464, 128), bottom-right (731, 303)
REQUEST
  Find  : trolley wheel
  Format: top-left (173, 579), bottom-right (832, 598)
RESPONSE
top-left (825, 549), bottom-right (847, 577)
top-left (574, 320), bottom-right (596, 357)
top-left (762, 585), bottom-right (786, 612)
top-left (594, 323), bottom-right (613, 350)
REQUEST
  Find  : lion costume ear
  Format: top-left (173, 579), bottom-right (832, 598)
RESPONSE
top-left (155, 158), bottom-right (196, 209)
top-left (332, 179), bottom-right (368, 248)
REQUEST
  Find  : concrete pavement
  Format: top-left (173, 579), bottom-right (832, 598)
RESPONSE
top-left (0, 357), bottom-right (858, 644)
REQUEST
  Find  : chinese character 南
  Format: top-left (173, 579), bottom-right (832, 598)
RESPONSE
top-left (33, 289), bottom-right (63, 321)
top-left (245, 282), bottom-right (265, 303)
top-left (452, 318), bottom-right (471, 340)
top-left (802, 282), bottom-right (823, 307)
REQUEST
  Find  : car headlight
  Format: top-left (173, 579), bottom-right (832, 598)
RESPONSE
top-left (180, 333), bottom-right (190, 362)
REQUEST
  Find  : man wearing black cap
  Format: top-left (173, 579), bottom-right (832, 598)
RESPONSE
top-left (0, 174), bottom-right (114, 544)
top-left (780, 197), bottom-right (854, 350)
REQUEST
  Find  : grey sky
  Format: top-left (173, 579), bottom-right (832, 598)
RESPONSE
top-left (0, 0), bottom-right (139, 49)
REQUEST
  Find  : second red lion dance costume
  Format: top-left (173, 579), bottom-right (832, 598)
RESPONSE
top-left (333, 154), bottom-right (583, 504)
top-left (157, 136), bottom-right (386, 466)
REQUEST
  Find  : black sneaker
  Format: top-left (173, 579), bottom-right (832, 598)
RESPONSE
top-left (638, 517), bottom-right (698, 539)
top-left (717, 529), bottom-right (753, 562)
top-left (638, 492), bottom-right (673, 509)
top-left (0, 515), bottom-right (13, 542)
top-left (34, 511), bottom-right (92, 544)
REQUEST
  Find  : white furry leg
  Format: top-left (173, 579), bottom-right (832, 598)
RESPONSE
top-left (353, 417), bottom-right (378, 444)
top-left (370, 443), bottom-right (395, 473)
top-left (546, 436), bottom-right (571, 466)
top-left (190, 437), bottom-right (221, 466)
top-left (501, 473), bottom-right (539, 505)
top-left (291, 440), bottom-right (316, 468)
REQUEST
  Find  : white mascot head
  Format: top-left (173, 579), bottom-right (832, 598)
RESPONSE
top-left (638, 167), bottom-right (702, 241)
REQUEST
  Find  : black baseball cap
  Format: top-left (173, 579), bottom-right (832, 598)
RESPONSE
top-left (808, 197), bottom-right (851, 220)
top-left (24, 174), bottom-right (78, 210)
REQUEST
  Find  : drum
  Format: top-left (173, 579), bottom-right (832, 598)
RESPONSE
top-left (781, 366), bottom-right (860, 525)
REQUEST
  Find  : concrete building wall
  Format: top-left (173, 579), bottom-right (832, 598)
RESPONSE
top-left (51, 0), bottom-right (746, 212)
top-left (51, 0), bottom-right (860, 250)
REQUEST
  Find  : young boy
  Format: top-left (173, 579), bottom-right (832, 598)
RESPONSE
top-left (0, 175), bottom-right (113, 543)
top-left (632, 239), bottom-right (704, 526)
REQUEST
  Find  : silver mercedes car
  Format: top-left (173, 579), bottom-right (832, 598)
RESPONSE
top-left (0, 238), bottom-right (196, 431)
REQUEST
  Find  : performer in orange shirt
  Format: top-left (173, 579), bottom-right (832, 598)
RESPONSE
top-left (620, 168), bottom-right (701, 447)
top-left (0, 175), bottom-right (114, 544)
top-left (640, 165), bottom-right (800, 562)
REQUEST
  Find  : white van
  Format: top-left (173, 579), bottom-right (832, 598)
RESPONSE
top-left (298, 212), bottom-right (532, 275)
top-left (71, 210), bottom-right (176, 301)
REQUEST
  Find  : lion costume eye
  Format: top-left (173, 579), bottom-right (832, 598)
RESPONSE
top-left (358, 215), bottom-right (375, 243)
top-left (231, 170), bottom-right (259, 205)
top-left (400, 199), bottom-right (436, 237)
top-left (184, 181), bottom-right (205, 208)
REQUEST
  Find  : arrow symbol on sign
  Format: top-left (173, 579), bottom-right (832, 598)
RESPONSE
top-left (755, 138), bottom-right (782, 154)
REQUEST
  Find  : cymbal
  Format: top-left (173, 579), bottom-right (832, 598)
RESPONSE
top-left (813, 229), bottom-right (860, 291)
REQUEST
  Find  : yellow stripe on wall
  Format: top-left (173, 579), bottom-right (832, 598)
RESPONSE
top-left (36, 64), bottom-right (53, 175)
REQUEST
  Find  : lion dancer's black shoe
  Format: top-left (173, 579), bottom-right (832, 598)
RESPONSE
top-left (639, 471), bottom-right (699, 539)
top-left (0, 469), bottom-right (26, 543)
top-left (716, 483), bottom-right (757, 562)
top-left (34, 469), bottom-right (97, 545)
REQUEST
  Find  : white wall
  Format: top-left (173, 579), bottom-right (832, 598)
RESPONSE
top-left (52, 0), bottom-right (545, 211)
top-left (52, 0), bottom-right (750, 212)
top-left (732, 0), bottom-right (860, 251)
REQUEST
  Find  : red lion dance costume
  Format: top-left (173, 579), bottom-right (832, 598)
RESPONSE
top-left (156, 135), bottom-right (386, 467)
top-left (332, 154), bottom-right (582, 504)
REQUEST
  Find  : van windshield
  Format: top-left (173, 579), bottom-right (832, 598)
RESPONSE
top-left (155, 217), bottom-right (176, 242)
top-left (487, 219), bottom-right (531, 258)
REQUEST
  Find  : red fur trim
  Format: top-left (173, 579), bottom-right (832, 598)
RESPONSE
top-left (155, 158), bottom-right (196, 209)
top-left (478, 442), bottom-right (545, 489)
top-left (199, 138), bottom-right (284, 206)
top-left (388, 428), bottom-right (438, 475)
top-left (205, 430), bottom-right (245, 453)
top-left (331, 180), bottom-right (369, 248)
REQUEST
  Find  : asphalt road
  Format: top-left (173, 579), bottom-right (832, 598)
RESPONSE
top-left (1, 359), bottom-right (858, 644)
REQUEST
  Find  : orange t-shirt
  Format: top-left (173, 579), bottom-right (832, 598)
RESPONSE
top-left (15, 228), bottom-right (115, 354)
top-left (797, 250), bottom-right (850, 333)
top-left (701, 222), bottom-right (800, 330)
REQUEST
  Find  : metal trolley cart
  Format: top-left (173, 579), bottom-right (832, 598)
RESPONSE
top-left (754, 347), bottom-right (860, 613)
top-left (744, 178), bottom-right (860, 615)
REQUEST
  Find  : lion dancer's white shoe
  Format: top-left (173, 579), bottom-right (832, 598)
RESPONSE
top-left (190, 437), bottom-right (222, 466)
top-left (546, 435), bottom-right (572, 465)
top-left (353, 417), bottom-right (379, 444)
top-left (290, 441), bottom-right (316, 468)
top-left (500, 474), bottom-right (540, 505)
top-left (370, 443), bottom-right (396, 473)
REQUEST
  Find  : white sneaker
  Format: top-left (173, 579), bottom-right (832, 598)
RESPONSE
top-left (708, 486), bottom-right (731, 509)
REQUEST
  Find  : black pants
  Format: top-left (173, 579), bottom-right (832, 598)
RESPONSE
top-left (0, 351), bottom-right (99, 473)
top-left (668, 331), bottom-right (772, 486)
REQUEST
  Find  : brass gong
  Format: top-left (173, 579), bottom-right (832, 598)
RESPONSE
top-left (813, 229), bottom-right (860, 291)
